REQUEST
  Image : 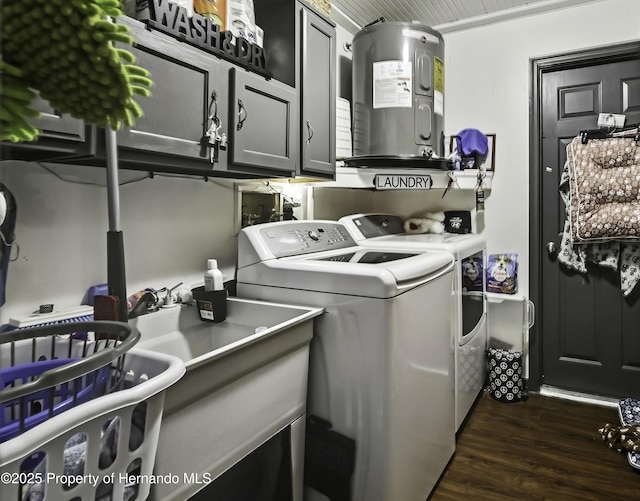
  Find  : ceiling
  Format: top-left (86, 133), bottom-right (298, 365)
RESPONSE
top-left (330, 0), bottom-right (600, 32)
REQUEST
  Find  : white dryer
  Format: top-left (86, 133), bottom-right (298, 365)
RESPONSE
top-left (236, 220), bottom-right (455, 501)
top-left (339, 214), bottom-right (487, 432)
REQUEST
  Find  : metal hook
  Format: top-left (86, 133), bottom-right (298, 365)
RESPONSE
top-left (442, 172), bottom-right (459, 198)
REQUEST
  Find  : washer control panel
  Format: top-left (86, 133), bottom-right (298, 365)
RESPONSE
top-left (259, 222), bottom-right (356, 258)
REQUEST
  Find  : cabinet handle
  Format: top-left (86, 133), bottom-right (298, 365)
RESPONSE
top-left (306, 121), bottom-right (314, 144)
top-left (237, 99), bottom-right (247, 131)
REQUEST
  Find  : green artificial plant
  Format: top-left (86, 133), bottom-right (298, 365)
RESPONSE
top-left (0, 0), bottom-right (153, 142)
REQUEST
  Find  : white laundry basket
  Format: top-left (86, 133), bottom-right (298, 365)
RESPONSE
top-left (0, 321), bottom-right (185, 501)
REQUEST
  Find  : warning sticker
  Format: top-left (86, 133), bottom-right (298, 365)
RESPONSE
top-left (435, 90), bottom-right (443, 116)
top-left (434, 56), bottom-right (444, 116)
top-left (434, 56), bottom-right (444, 93)
top-left (373, 61), bottom-right (412, 109)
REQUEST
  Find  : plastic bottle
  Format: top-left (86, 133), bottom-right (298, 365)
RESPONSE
top-left (193, 0), bottom-right (226, 28)
top-left (204, 259), bottom-right (224, 292)
top-left (198, 259), bottom-right (227, 322)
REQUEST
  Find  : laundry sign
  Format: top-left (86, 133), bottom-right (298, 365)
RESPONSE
top-left (374, 174), bottom-right (432, 190)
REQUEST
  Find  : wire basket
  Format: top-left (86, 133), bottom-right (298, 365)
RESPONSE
top-left (0, 321), bottom-right (185, 501)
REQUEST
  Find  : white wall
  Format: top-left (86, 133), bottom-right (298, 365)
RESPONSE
top-left (0, 161), bottom-right (237, 324)
top-left (312, 187), bottom-right (476, 221)
top-left (443, 0), bottom-right (640, 296)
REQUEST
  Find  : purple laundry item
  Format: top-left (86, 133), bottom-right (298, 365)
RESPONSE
top-left (454, 128), bottom-right (488, 169)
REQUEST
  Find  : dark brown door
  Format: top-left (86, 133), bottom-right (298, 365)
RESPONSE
top-left (535, 45), bottom-right (640, 398)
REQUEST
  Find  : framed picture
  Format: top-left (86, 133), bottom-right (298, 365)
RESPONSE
top-left (447, 133), bottom-right (496, 171)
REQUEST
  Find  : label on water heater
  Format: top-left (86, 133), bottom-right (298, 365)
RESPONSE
top-left (434, 91), bottom-right (443, 116)
top-left (373, 61), bottom-right (412, 109)
top-left (434, 56), bottom-right (444, 116)
top-left (434, 57), bottom-right (444, 93)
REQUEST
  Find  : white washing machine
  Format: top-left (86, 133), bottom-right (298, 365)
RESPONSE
top-left (339, 214), bottom-right (487, 432)
top-left (236, 220), bottom-right (455, 501)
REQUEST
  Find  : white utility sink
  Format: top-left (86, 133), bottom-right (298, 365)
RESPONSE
top-left (131, 297), bottom-right (324, 501)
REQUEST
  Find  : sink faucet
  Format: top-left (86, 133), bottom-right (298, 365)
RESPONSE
top-left (128, 289), bottom-right (159, 319)
top-left (128, 281), bottom-right (185, 319)
top-left (163, 282), bottom-right (184, 307)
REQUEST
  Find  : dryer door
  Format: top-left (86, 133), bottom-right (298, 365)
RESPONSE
top-left (460, 249), bottom-right (486, 345)
top-left (461, 291), bottom-right (484, 343)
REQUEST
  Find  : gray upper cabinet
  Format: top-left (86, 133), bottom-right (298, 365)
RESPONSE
top-left (118, 7), bottom-right (334, 178)
top-left (116, 18), bottom-right (221, 173)
top-left (228, 66), bottom-right (296, 176)
top-left (257, 0), bottom-right (337, 179)
top-left (0, 96), bottom-right (93, 162)
top-left (299, 5), bottom-right (336, 177)
top-left (2, 5), bottom-right (336, 180)
top-left (104, 16), bottom-right (294, 178)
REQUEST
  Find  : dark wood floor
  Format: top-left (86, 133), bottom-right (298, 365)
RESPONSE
top-left (430, 391), bottom-right (640, 500)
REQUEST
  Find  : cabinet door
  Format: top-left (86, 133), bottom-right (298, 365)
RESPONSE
top-left (228, 67), bottom-right (296, 176)
top-left (299, 5), bottom-right (335, 177)
top-left (115, 20), bottom-right (222, 171)
top-left (1, 96), bottom-right (92, 162)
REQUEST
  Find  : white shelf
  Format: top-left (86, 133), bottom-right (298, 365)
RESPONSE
top-left (486, 292), bottom-right (526, 303)
top-left (321, 165), bottom-right (493, 190)
top-left (486, 294), bottom-right (535, 380)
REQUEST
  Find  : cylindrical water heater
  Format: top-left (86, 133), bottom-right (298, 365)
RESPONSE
top-left (351, 22), bottom-right (447, 167)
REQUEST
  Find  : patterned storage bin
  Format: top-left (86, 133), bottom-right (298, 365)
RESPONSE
top-left (618, 397), bottom-right (640, 470)
top-left (486, 348), bottom-right (525, 403)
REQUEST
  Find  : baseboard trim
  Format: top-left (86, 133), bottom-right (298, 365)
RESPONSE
top-left (539, 385), bottom-right (618, 408)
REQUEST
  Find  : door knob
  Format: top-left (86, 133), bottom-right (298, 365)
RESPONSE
top-left (546, 241), bottom-right (557, 260)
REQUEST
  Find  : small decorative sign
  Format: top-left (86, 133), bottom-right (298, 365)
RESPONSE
top-left (146, 0), bottom-right (270, 78)
top-left (373, 174), bottom-right (432, 190)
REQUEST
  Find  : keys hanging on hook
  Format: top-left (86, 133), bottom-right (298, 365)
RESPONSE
top-left (475, 171), bottom-right (486, 212)
top-left (204, 90), bottom-right (228, 163)
top-left (442, 172), bottom-right (459, 198)
top-left (205, 115), bottom-right (227, 163)
top-left (205, 118), bottom-right (218, 163)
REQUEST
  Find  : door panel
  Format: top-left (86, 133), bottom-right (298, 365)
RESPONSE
top-left (116, 22), bottom-right (218, 161)
top-left (229, 67), bottom-right (296, 175)
top-left (300, 6), bottom-right (335, 177)
top-left (623, 77), bottom-right (640, 111)
top-left (1, 95), bottom-right (92, 162)
top-left (540, 55), bottom-right (640, 398)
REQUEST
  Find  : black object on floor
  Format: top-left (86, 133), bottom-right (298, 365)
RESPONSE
top-left (304, 415), bottom-right (356, 501)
